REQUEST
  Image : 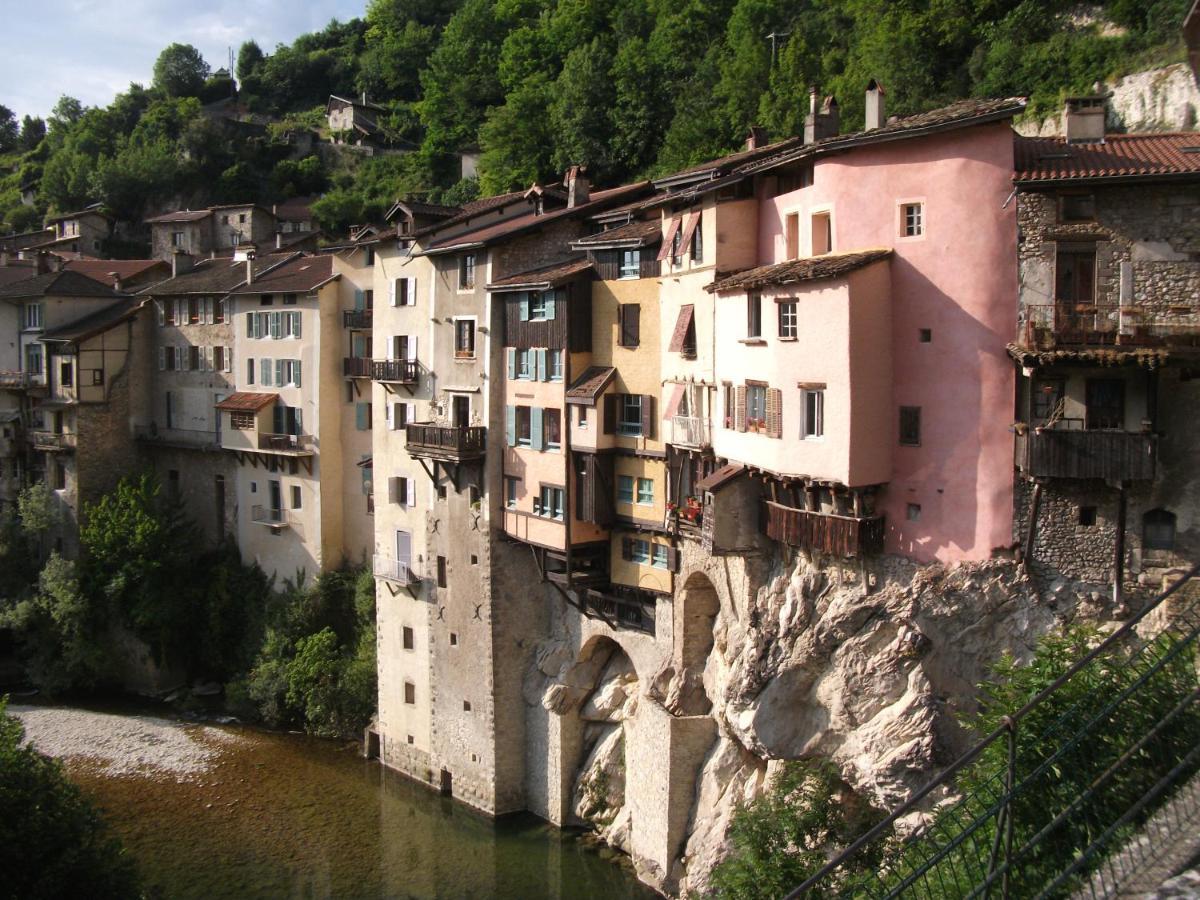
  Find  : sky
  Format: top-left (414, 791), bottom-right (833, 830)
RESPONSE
top-left (0, 0), bottom-right (365, 121)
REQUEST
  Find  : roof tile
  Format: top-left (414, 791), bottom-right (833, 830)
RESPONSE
top-left (707, 249), bottom-right (892, 293)
top-left (1014, 134), bottom-right (1200, 182)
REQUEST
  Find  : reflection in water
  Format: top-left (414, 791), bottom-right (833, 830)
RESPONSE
top-left (62, 716), bottom-right (654, 899)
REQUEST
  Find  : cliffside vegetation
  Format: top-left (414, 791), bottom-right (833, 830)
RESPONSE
top-left (0, 476), bottom-right (376, 740)
top-left (0, 0), bottom-right (1190, 240)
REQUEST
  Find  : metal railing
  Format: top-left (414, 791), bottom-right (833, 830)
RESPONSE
top-left (29, 430), bottom-right (75, 451)
top-left (787, 562), bottom-right (1200, 899)
top-left (373, 554), bottom-right (418, 585)
top-left (257, 432), bottom-right (313, 452)
top-left (671, 415), bottom-right (711, 448)
top-left (250, 505), bottom-right (291, 527)
top-left (342, 309), bottom-right (372, 329)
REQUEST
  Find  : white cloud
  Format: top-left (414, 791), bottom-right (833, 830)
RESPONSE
top-left (0, 0), bottom-right (365, 119)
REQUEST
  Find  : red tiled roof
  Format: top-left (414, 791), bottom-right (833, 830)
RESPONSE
top-left (565, 366), bottom-right (616, 405)
top-left (486, 258), bottom-right (592, 291)
top-left (65, 259), bottom-right (169, 285)
top-left (216, 392), bottom-right (278, 412)
top-left (570, 218), bottom-right (661, 249)
top-left (1014, 134), bottom-right (1200, 183)
top-left (707, 249), bottom-right (892, 293)
top-left (0, 264), bottom-right (36, 288)
top-left (227, 254), bottom-right (335, 294)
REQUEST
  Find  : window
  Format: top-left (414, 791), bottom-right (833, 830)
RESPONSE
top-left (171, 231), bottom-right (184, 247)
top-left (189, 346), bottom-right (201, 371)
top-left (463, 700), bottom-right (472, 712)
top-left (402, 626), bottom-right (414, 651)
top-left (907, 503), bottom-right (921, 521)
top-left (619, 249), bottom-right (641, 279)
top-left (25, 343), bottom-right (42, 375)
top-left (1056, 246), bottom-right (1096, 305)
top-left (283, 311), bottom-right (302, 339)
top-left (365, 246), bottom-right (375, 266)
top-left (636, 477), bottom-right (654, 506)
top-left (619, 395), bottom-right (643, 436)
top-left (454, 318), bottom-right (475, 358)
top-left (919, 328), bottom-right (932, 343)
top-left (404, 682), bottom-right (416, 705)
top-left (53, 460), bottom-right (66, 491)
top-left (247, 358), bottom-right (255, 385)
top-left (1085, 378), bottom-right (1124, 430)
top-left (901, 202), bottom-right (924, 237)
top-left (437, 556), bottom-right (447, 588)
top-left (1032, 378), bottom-right (1065, 424)
top-left (548, 350), bottom-right (563, 382)
top-left (544, 408), bottom-right (561, 448)
top-left (722, 383), bottom-right (734, 429)
top-left (652, 543), bottom-right (669, 570)
top-left (449, 633), bottom-right (458, 646)
top-left (746, 384), bottom-right (767, 431)
top-left (92, 369), bottom-right (104, 386)
top-left (1060, 193), bottom-right (1095, 223)
top-left (811, 211), bottom-right (832, 255)
top-left (528, 293), bottom-right (548, 319)
top-left (778, 301), bottom-right (797, 338)
top-left (671, 227), bottom-right (683, 265)
top-left (1143, 509), bottom-right (1176, 552)
top-left (516, 349), bottom-right (532, 380)
top-left (238, 213), bottom-right (246, 224)
top-left (516, 407), bottom-right (532, 446)
top-left (283, 293), bottom-right (297, 306)
top-left (505, 477), bottom-right (519, 509)
top-left (801, 389), bottom-right (824, 439)
top-left (213, 346), bottom-right (226, 372)
top-left (231, 411), bottom-right (254, 430)
top-left (899, 406), bottom-right (922, 446)
top-left (279, 359), bottom-right (302, 387)
top-left (785, 213), bottom-right (800, 260)
top-left (60, 361), bottom-right (73, 388)
top-left (260, 295), bottom-right (274, 306)
top-left (536, 485), bottom-right (564, 520)
top-left (215, 299), bottom-right (226, 323)
top-left (291, 485), bottom-right (302, 509)
top-left (23, 302), bottom-right (42, 330)
top-left (690, 214), bottom-right (704, 262)
top-left (630, 539), bottom-right (651, 564)
top-left (1078, 506), bottom-right (1097, 527)
top-left (618, 304), bottom-right (640, 347)
top-left (747, 294), bottom-right (762, 339)
top-left (617, 475), bottom-right (634, 504)
top-left (577, 405), bottom-right (588, 429)
top-left (459, 253), bottom-right (476, 289)
top-left (356, 402), bottom-right (372, 431)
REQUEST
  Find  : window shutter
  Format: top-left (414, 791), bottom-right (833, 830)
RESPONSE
top-left (621, 537), bottom-right (633, 560)
top-left (270, 312), bottom-right (281, 340)
top-left (245, 312), bottom-right (253, 338)
top-left (507, 348), bottom-right (517, 380)
top-left (275, 359), bottom-right (283, 386)
top-left (389, 477), bottom-right (401, 504)
top-left (405, 278), bottom-right (416, 306)
top-left (545, 292), bottom-right (556, 320)
top-left (224, 346), bottom-right (232, 372)
top-left (506, 406), bottom-right (516, 446)
top-left (203, 346), bottom-right (212, 371)
top-left (603, 394), bottom-right (617, 434)
top-left (204, 298), bottom-right (213, 324)
top-left (293, 360), bottom-right (302, 387)
top-left (666, 546), bottom-right (680, 572)
top-left (356, 402), bottom-right (369, 430)
top-left (735, 386), bottom-right (747, 432)
top-left (407, 336), bottom-right (418, 361)
top-left (530, 407), bottom-right (544, 450)
top-left (767, 388), bottom-right (782, 438)
top-left (392, 402), bottom-right (403, 430)
top-left (677, 214), bottom-right (700, 259)
top-left (537, 349), bottom-right (548, 382)
top-left (156, 301), bottom-right (165, 326)
top-left (641, 394), bottom-right (655, 440)
top-left (407, 478), bottom-right (417, 508)
top-left (657, 217), bottom-right (682, 261)
top-left (158, 347), bottom-right (165, 370)
top-left (519, 295), bottom-right (529, 322)
top-left (354, 288), bottom-right (364, 311)
top-left (292, 312), bottom-right (301, 339)
top-left (273, 404), bottom-right (285, 434)
top-left (175, 299), bottom-right (186, 324)
top-left (388, 279), bottom-right (397, 307)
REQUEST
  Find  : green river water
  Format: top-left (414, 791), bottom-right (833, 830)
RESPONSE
top-left (50, 707), bottom-right (657, 900)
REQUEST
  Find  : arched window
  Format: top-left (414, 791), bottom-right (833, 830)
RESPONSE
top-left (1143, 509), bottom-right (1176, 552)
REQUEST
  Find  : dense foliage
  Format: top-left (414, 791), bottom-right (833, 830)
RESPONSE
top-left (0, 699), bottom-right (142, 898)
top-left (0, 0), bottom-right (1188, 239)
top-left (0, 476), bottom-right (374, 740)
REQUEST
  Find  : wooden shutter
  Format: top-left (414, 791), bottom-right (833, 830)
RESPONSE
top-left (245, 312), bottom-right (253, 337)
top-left (625, 305), bottom-right (640, 346)
top-left (388, 477), bottom-right (401, 504)
top-left (677, 214), bottom-right (700, 258)
top-left (388, 279), bottom-right (397, 306)
top-left (603, 394), bottom-right (617, 434)
top-left (641, 394), bottom-right (655, 440)
top-left (530, 407), bottom-right (544, 450)
top-left (544, 292), bottom-right (556, 319)
top-left (407, 478), bottom-right (417, 507)
top-left (354, 288), bottom-right (364, 310)
top-left (507, 348), bottom-right (517, 379)
top-left (621, 537), bottom-right (633, 560)
top-left (519, 295), bottom-right (529, 322)
top-left (668, 304), bottom-right (695, 353)
top-left (665, 546), bottom-right (680, 573)
top-left (657, 217), bottom-right (681, 261)
top-left (735, 386), bottom-right (747, 432)
top-left (356, 403), bottom-right (369, 430)
top-left (766, 388), bottom-right (782, 438)
top-left (506, 406), bottom-right (516, 445)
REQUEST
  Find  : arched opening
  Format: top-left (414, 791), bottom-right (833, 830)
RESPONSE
top-left (1143, 508), bottom-right (1177, 553)
top-left (653, 571), bottom-right (720, 717)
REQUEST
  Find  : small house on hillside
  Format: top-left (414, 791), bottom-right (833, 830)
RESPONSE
top-left (326, 94), bottom-right (388, 148)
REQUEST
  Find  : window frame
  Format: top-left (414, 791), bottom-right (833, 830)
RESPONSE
top-left (458, 253), bottom-right (476, 290)
top-left (800, 388), bottom-right (824, 439)
top-left (617, 475), bottom-right (635, 504)
top-left (745, 383), bottom-right (767, 432)
top-left (618, 394), bottom-right (643, 436)
top-left (535, 484), bottom-right (565, 521)
top-left (899, 200), bottom-right (925, 238)
top-left (453, 317), bottom-right (476, 359)
top-left (636, 477), bottom-right (654, 506)
top-left (619, 249), bottom-right (641, 280)
top-left (899, 405), bottom-right (922, 447)
top-left (747, 293), bottom-right (762, 339)
top-left (515, 406), bottom-right (532, 446)
top-left (778, 300), bottom-right (798, 339)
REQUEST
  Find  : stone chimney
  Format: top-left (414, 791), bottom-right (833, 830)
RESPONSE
top-left (566, 165), bottom-right (589, 207)
top-left (1064, 96), bottom-right (1107, 144)
top-left (108, 272), bottom-right (122, 293)
top-left (35, 251), bottom-right (50, 275)
top-left (745, 126), bottom-right (769, 151)
top-left (171, 250), bottom-right (194, 278)
top-left (245, 250), bottom-right (256, 285)
top-left (865, 79), bottom-right (886, 131)
top-left (804, 89), bottom-right (839, 143)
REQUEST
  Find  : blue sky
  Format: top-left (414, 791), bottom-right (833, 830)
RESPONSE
top-left (1, 0), bottom-right (365, 120)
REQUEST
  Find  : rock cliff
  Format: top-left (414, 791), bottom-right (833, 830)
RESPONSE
top-left (1017, 64), bottom-right (1200, 136)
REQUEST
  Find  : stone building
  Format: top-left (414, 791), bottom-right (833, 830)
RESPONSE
top-left (326, 94), bottom-right (388, 147)
top-left (1011, 100), bottom-right (1200, 590)
top-left (146, 204), bottom-right (277, 262)
top-left (30, 208), bottom-right (112, 258)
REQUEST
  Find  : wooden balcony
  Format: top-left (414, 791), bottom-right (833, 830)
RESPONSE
top-left (0, 371), bottom-right (33, 390)
top-left (343, 309), bottom-right (372, 329)
top-left (1015, 429), bottom-right (1157, 481)
top-left (763, 500), bottom-right (884, 558)
top-left (583, 589), bottom-right (656, 636)
top-left (404, 423), bottom-right (486, 462)
top-left (1022, 303), bottom-right (1200, 350)
top-left (343, 357), bottom-right (373, 378)
top-left (345, 357), bottom-right (419, 385)
top-left (257, 432), bottom-right (314, 455)
top-left (671, 415), bottom-right (711, 449)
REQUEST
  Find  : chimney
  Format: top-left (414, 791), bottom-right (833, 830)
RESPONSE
top-left (745, 126), bottom-right (769, 151)
top-left (245, 250), bottom-right (256, 285)
top-left (35, 251), bottom-right (50, 275)
top-left (864, 79), bottom-right (886, 130)
top-left (566, 165), bottom-right (589, 207)
top-left (276, 232), bottom-right (284, 249)
top-left (804, 89), bottom-right (839, 143)
top-left (1064, 96), bottom-right (1107, 144)
top-left (108, 272), bottom-right (122, 293)
top-left (171, 250), bottom-right (193, 278)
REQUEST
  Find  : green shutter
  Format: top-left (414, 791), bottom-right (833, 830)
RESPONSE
top-left (507, 348), bottom-right (517, 380)
top-left (505, 405), bottom-right (516, 446)
top-left (530, 407), bottom-right (544, 450)
top-left (354, 289), bottom-right (365, 311)
top-left (518, 294), bottom-right (529, 321)
top-left (545, 292), bottom-right (556, 319)
top-left (245, 312), bottom-right (253, 337)
top-left (356, 402), bottom-right (369, 430)
top-left (537, 349), bottom-right (548, 382)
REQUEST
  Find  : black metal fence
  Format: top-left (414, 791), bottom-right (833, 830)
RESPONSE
top-left (787, 562), bottom-right (1200, 900)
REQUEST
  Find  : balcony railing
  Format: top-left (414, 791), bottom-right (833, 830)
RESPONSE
top-left (343, 357), bottom-right (372, 378)
top-left (671, 415), bottom-right (711, 449)
top-left (763, 500), bottom-right (885, 558)
top-left (343, 358), bottom-right (420, 384)
top-left (342, 309), bottom-right (373, 329)
top-left (404, 423), bottom-right (486, 461)
top-left (373, 554), bottom-right (419, 585)
top-left (257, 432), bottom-right (314, 453)
top-left (29, 431), bottom-right (75, 451)
top-left (584, 589), bottom-right (656, 636)
top-left (133, 425), bottom-right (220, 451)
top-left (1022, 303), bottom-right (1200, 349)
top-left (1015, 428), bottom-right (1157, 481)
top-left (0, 371), bottom-right (33, 389)
top-left (251, 505), bottom-right (291, 527)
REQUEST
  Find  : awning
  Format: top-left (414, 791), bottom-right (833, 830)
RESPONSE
top-left (215, 392), bottom-right (277, 412)
top-left (696, 462), bottom-right (745, 493)
top-left (566, 366), bottom-right (617, 406)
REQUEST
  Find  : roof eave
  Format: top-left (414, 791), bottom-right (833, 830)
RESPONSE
top-left (1015, 171), bottom-right (1200, 188)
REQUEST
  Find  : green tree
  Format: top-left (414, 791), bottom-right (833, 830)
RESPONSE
top-left (0, 105), bottom-right (17, 153)
top-left (236, 40), bottom-right (265, 82)
top-left (20, 115), bottom-right (47, 151)
top-left (48, 96), bottom-right (84, 133)
top-left (152, 43), bottom-right (211, 98)
top-left (549, 37), bottom-right (617, 178)
top-left (0, 699), bottom-right (141, 898)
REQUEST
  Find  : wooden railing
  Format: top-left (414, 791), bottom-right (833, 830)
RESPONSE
top-left (1015, 428), bottom-right (1157, 481)
top-left (372, 359), bottom-right (419, 383)
top-left (404, 423), bottom-right (486, 460)
top-left (257, 432), bottom-right (313, 453)
top-left (763, 501), bottom-right (884, 558)
top-left (1023, 303), bottom-right (1200, 349)
top-left (0, 371), bottom-right (33, 389)
top-left (342, 309), bottom-right (372, 329)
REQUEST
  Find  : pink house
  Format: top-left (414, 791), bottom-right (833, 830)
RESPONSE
top-left (703, 93), bottom-right (1024, 564)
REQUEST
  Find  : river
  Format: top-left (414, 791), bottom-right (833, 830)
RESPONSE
top-left (12, 703), bottom-right (657, 900)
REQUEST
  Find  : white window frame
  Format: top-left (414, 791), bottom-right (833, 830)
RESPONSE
top-left (636, 477), bottom-right (654, 506)
top-left (548, 349), bottom-right (564, 382)
top-left (897, 198), bottom-right (926, 241)
top-left (808, 205), bottom-right (834, 256)
top-left (778, 300), bottom-right (798, 339)
top-left (619, 249), bottom-right (640, 280)
top-left (800, 388), bottom-right (825, 440)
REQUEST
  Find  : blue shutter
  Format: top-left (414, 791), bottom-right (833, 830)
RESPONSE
top-left (505, 406), bottom-right (516, 446)
top-left (273, 405), bottom-right (284, 434)
top-left (275, 359), bottom-right (284, 386)
top-left (530, 407), bottom-right (544, 451)
top-left (507, 348), bottom-right (517, 380)
top-left (537, 349), bottom-right (548, 382)
top-left (246, 312), bottom-right (253, 337)
top-left (519, 294), bottom-right (529, 322)
top-left (293, 360), bottom-right (302, 387)
top-left (545, 292), bottom-right (556, 320)
top-left (356, 402), bottom-right (369, 430)
top-left (354, 289), bottom-right (365, 311)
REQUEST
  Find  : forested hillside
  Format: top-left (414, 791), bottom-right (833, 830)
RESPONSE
top-left (0, 0), bottom-right (1189, 242)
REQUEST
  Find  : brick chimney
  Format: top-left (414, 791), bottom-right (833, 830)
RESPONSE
top-left (745, 126), bottom-right (769, 151)
top-left (171, 250), bottom-right (193, 278)
top-left (566, 165), bottom-right (589, 207)
top-left (864, 79), bottom-right (886, 131)
top-left (1064, 96), bottom-right (1107, 144)
top-left (804, 89), bottom-right (839, 143)
top-left (108, 272), bottom-right (123, 293)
